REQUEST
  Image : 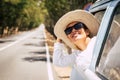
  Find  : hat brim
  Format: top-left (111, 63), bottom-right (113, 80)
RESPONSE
top-left (54, 10), bottom-right (99, 49)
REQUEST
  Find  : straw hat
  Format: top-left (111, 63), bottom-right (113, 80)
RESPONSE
top-left (54, 10), bottom-right (99, 49)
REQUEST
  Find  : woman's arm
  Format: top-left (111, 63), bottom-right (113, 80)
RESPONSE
top-left (53, 39), bottom-right (76, 67)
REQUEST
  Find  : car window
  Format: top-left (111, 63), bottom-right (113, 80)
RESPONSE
top-left (96, 4), bottom-right (120, 80)
top-left (94, 10), bottom-right (105, 23)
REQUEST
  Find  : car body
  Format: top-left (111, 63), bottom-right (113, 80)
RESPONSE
top-left (81, 0), bottom-right (120, 80)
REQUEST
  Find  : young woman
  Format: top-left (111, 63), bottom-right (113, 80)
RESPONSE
top-left (53, 10), bottom-right (99, 80)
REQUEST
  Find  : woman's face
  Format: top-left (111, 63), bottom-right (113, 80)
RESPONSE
top-left (65, 22), bottom-right (89, 45)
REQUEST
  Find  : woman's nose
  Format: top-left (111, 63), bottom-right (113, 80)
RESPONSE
top-left (72, 28), bottom-right (77, 33)
top-left (70, 28), bottom-right (77, 35)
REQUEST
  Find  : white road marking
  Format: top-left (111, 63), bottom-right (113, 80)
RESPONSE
top-left (0, 31), bottom-right (35, 51)
top-left (41, 24), bottom-right (54, 80)
top-left (0, 24), bottom-right (54, 80)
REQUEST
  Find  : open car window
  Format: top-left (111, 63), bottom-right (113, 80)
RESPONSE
top-left (96, 4), bottom-right (120, 80)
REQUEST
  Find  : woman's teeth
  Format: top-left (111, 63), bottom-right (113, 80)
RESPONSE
top-left (75, 35), bottom-right (82, 40)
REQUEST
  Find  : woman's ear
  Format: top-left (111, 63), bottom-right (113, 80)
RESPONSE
top-left (85, 29), bottom-right (90, 36)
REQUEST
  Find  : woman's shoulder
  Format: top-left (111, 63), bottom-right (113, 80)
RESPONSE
top-left (92, 36), bottom-right (97, 41)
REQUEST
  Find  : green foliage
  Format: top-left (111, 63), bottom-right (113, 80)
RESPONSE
top-left (0, 0), bottom-right (97, 37)
top-left (44, 0), bottom-right (96, 36)
top-left (0, 0), bottom-right (44, 36)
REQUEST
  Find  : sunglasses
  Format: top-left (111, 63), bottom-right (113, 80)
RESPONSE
top-left (64, 22), bottom-right (85, 35)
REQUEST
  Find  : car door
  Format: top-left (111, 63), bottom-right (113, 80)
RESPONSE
top-left (85, 0), bottom-right (120, 80)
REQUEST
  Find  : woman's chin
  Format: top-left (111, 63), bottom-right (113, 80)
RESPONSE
top-left (74, 39), bottom-right (81, 44)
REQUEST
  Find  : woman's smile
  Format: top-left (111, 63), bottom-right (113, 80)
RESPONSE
top-left (71, 31), bottom-right (82, 40)
top-left (68, 28), bottom-right (86, 42)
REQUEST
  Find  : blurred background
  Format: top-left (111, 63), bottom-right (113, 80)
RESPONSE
top-left (0, 0), bottom-right (98, 80)
top-left (0, 0), bottom-right (96, 38)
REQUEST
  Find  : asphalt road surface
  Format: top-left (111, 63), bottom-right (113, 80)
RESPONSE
top-left (0, 24), bottom-right (58, 80)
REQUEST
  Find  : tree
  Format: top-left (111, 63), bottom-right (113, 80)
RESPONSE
top-left (44, 0), bottom-right (96, 37)
top-left (0, 0), bottom-right (44, 36)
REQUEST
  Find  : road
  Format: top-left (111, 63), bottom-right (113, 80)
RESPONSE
top-left (0, 24), bottom-right (59, 80)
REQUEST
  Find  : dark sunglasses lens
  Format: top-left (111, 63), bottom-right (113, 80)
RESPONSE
top-left (65, 27), bottom-right (72, 35)
top-left (74, 23), bottom-right (83, 30)
top-left (65, 22), bottom-right (84, 35)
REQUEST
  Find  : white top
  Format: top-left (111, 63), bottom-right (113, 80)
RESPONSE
top-left (53, 37), bottom-right (96, 80)
top-left (75, 37), bottom-right (97, 80)
top-left (53, 42), bottom-right (78, 67)
top-left (76, 36), bottom-right (96, 71)
top-left (53, 42), bottom-right (82, 80)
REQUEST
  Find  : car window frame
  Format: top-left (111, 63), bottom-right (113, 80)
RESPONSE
top-left (96, 3), bottom-right (120, 80)
top-left (89, 0), bottom-right (120, 72)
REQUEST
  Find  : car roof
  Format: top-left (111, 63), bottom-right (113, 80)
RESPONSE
top-left (90, 0), bottom-right (119, 13)
top-left (89, 0), bottom-right (112, 13)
